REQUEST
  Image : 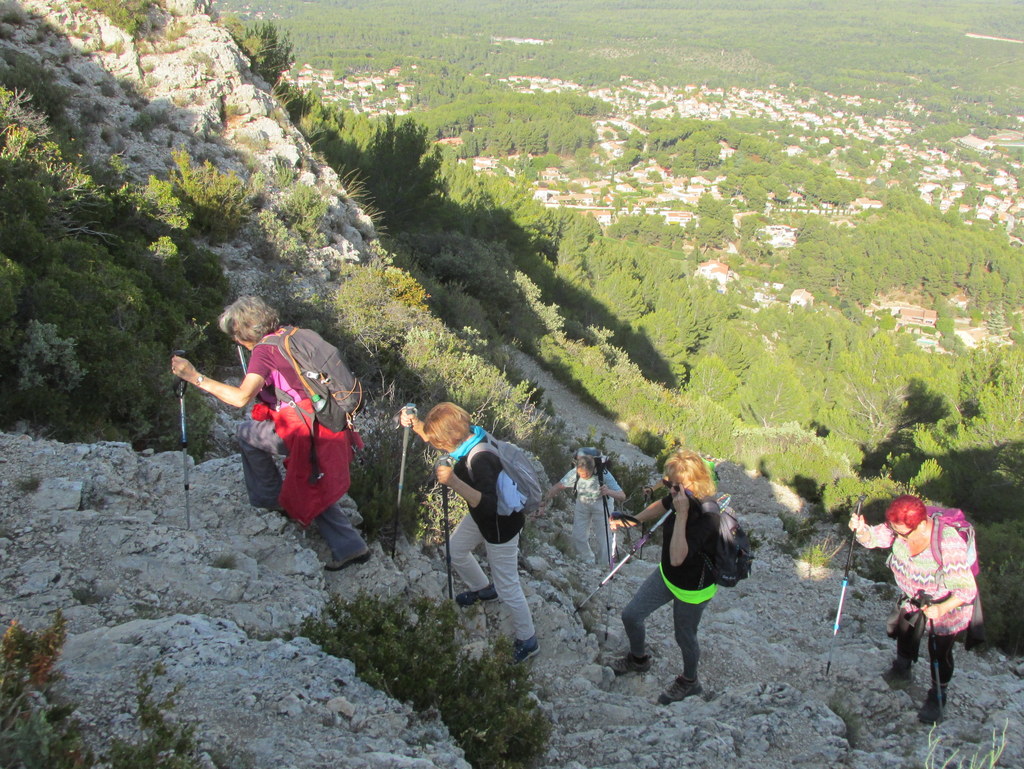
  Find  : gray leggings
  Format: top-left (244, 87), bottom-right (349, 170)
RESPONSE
top-left (236, 418), bottom-right (366, 561)
top-left (622, 568), bottom-right (709, 680)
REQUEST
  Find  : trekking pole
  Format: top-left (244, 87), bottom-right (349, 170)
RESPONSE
top-left (235, 344), bottom-right (248, 375)
top-left (596, 460), bottom-right (614, 570)
top-left (825, 493), bottom-right (866, 676)
top-left (391, 403), bottom-right (416, 558)
top-left (928, 618), bottom-right (943, 721)
top-left (173, 350), bottom-right (192, 530)
top-left (575, 508), bottom-right (671, 613)
top-left (438, 456), bottom-right (454, 600)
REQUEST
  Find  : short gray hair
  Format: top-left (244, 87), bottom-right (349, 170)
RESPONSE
top-left (575, 454), bottom-right (595, 474)
top-left (218, 296), bottom-right (279, 343)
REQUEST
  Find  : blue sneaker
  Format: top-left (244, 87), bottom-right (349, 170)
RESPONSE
top-left (513, 635), bottom-right (540, 663)
top-left (455, 583), bottom-right (498, 607)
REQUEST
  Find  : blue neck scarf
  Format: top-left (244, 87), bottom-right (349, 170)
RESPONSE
top-left (449, 425), bottom-right (486, 460)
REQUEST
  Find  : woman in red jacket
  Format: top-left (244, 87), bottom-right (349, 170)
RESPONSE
top-left (171, 296), bottom-right (369, 571)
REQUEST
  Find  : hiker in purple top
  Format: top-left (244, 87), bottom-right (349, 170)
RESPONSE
top-left (849, 494), bottom-right (978, 724)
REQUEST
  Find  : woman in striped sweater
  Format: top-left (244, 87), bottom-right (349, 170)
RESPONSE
top-left (849, 494), bottom-right (977, 724)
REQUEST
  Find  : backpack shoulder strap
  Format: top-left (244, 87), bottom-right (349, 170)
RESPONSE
top-left (465, 438), bottom-right (498, 481)
top-left (929, 512), bottom-right (947, 571)
top-left (253, 327), bottom-right (300, 405)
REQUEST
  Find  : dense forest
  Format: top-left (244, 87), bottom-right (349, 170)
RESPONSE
top-left (214, 0), bottom-right (1024, 127)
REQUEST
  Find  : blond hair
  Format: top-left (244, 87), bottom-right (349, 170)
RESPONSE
top-left (422, 402), bottom-right (472, 451)
top-left (662, 449), bottom-right (715, 499)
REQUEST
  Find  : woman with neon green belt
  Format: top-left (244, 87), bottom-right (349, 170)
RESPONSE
top-left (607, 448), bottom-right (719, 704)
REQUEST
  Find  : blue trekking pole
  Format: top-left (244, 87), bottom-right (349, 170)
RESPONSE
top-left (825, 493), bottom-right (866, 676)
top-left (928, 618), bottom-right (943, 722)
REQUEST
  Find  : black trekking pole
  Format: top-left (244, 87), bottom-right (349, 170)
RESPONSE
top-left (391, 403), bottom-right (416, 558)
top-left (596, 460), bottom-right (614, 570)
top-left (173, 350), bottom-right (192, 530)
top-left (575, 508), bottom-right (671, 613)
top-left (438, 457), bottom-right (454, 600)
top-left (928, 618), bottom-right (943, 721)
top-left (825, 493), bottom-right (866, 676)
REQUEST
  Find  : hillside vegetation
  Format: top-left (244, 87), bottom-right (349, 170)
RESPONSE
top-left (2, 0), bottom-right (1022, 657)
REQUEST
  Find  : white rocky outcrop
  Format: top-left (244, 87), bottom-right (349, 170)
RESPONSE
top-left (5, 0), bottom-right (376, 297)
top-left (1, 423), bottom-right (1021, 768)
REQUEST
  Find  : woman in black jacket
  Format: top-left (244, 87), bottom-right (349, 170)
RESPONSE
top-left (608, 448), bottom-right (720, 704)
top-left (403, 402), bottom-right (539, 663)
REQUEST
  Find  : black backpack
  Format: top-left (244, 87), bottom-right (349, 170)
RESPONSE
top-left (257, 326), bottom-right (363, 432)
top-left (707, 493), bottom-right (753, 587)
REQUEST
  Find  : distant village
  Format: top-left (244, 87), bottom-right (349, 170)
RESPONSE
top-left (287, 65), bottom-right (1023, 352)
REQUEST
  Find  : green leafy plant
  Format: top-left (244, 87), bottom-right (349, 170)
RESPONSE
top-left (79, 0), bottom-right (152, 37)
top-left (106, 666), bottom-right (202, 769)
top-left (0, 613), bottom-right (92, 768)
top-left (169, 149), bottom-right (250, 243)
top-left (301, 593), bottom-right (550, 769)
top-left (278, 183), bottom-right (328, 245)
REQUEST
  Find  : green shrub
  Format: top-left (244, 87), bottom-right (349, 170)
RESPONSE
top-left (0, 87), bottom-right (227, 445)
top-left (301, 593), bottom-right (550, 769)
top-left (278, 183), bottom-right (328, 245)
top-left (106, 667), bottom-right (202, 769)
top-left (169, 149), bottom-right (250, 243)
top-left (79, 0), bottom-right (152, 37)
top-left (0, 613), bottom-right (90, 769)
top-left (975, 519), bottom-right (1024, 654)
top-left (1, 615), bottom-right (203, 769)
top-left (228, 20), bottom-right (294, 88)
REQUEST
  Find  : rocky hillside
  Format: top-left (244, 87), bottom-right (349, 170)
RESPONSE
top-left (1, 420), bottom-right (1021, 768)
top-left (1, 1), bottom-right (1022, 767)
top-left (3, 0), bottom-right (376, 298)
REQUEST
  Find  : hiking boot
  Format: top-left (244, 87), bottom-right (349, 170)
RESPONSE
top-left (658, 675), bottom-right (702, 704)
top-left (513, 635), bottom-right (540, 663)
top-left (608, 653), bottom-right (652, 676)
top-left (918, 685), bottom-right (947, 725)
top-left (882, 656), bottom-right (913, 688)
top-left (324, 549), bottom-right (371, 571)
top-left (455, 583), bottom-right (498, 607)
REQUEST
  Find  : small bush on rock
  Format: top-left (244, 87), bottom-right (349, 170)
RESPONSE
top-left (301, 593), bottom-right (551, 769)
top-left (80, 0), bottom-right (152, 37)
top-left (169, 149), bottom-right (250, 243)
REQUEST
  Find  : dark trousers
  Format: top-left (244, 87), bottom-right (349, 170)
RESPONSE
top-left (236, 419), bottom-right (366, 561)
top-left (891, 608), bottom-right (956, 686)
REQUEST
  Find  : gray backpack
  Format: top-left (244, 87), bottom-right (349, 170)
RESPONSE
top-left (467, 434), bottom-right (544, 516)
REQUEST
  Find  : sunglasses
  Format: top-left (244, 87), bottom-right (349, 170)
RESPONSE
top-left (663, 479), bottom-right (683, 493)
top-left (886, 523), bottom-right (912, 538)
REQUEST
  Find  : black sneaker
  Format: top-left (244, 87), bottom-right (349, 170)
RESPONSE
top-left (455, 583), bottom-right (498, 607)
top-left (608, 653), bottom-right (652, 675)
top-left (658, 675), bottom-right (702, 704)
top-left (918, 686), bottom-right (947, 725)
top-left (513, 635), bottom-right (540, 663)
top-left (882, 656), bottom-right (913, 688)
top-left (324, 549), bottom-right (371, 571)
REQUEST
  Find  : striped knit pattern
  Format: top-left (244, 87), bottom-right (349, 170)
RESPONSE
top-left (856, 523), bottom-right (977, 635)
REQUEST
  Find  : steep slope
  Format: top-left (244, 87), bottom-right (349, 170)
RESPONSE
top-left (4, 0), bottom-right (375, 297)
top-left (1, 1), bottom-right (1021, 767)
top-left (1, 422), bottom-right (1021, 767)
